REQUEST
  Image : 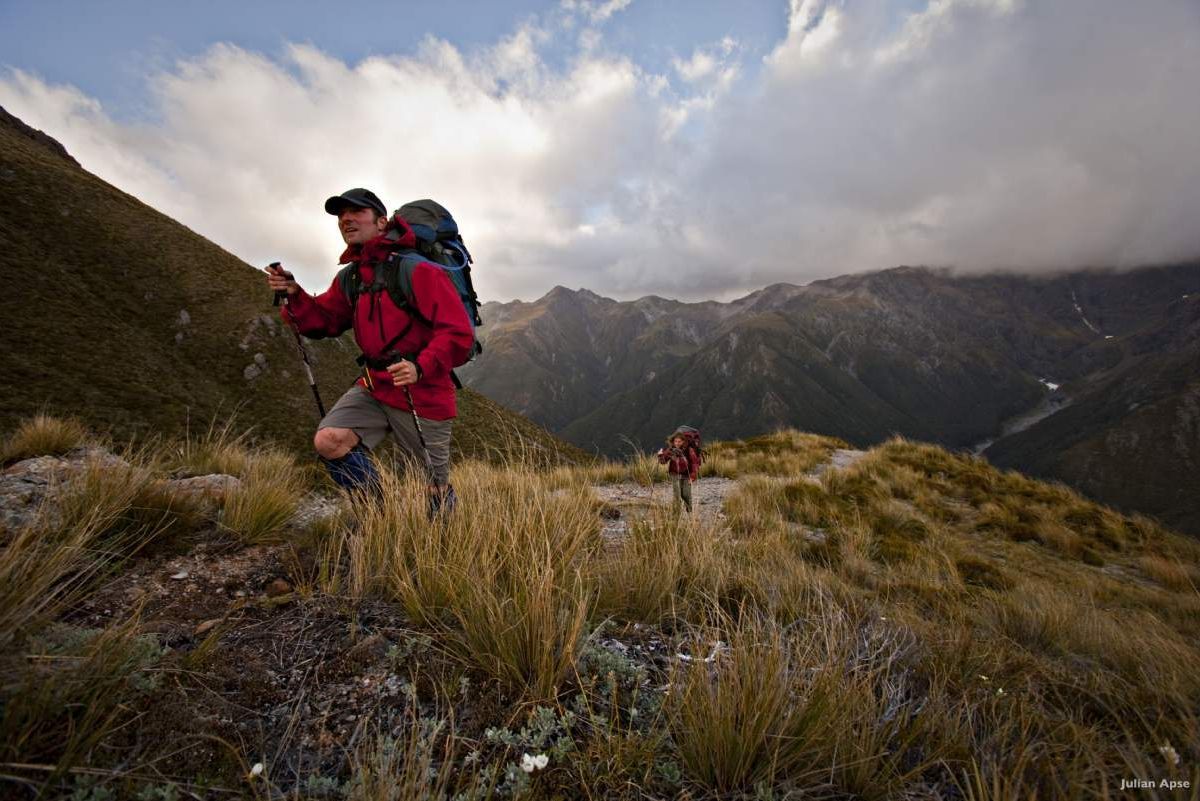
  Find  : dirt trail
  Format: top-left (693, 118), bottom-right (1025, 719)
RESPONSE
top-left (814, 448), bottom-right (868, 476)
top-left (591, 448), bottom-right (868, 538)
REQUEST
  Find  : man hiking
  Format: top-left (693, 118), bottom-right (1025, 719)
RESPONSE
top-left (657, 428), bottom-right (701, 514)
top-left (265, 187), bottom-right (474, 515)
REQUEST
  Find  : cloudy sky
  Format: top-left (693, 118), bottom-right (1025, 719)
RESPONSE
top-left (2, 0), bottom-right (1198, 302)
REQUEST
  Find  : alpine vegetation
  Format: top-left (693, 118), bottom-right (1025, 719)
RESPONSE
top-left (2, 418), bottom-right (1197, 798)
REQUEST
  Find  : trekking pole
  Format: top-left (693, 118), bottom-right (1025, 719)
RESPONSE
top-left (269, 261), bottom-right (327, 418)
top-left (401, 383), bottom-right (437, 486)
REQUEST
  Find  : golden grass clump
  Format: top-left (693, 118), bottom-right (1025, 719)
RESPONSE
top-left (172, 417), bottom-right (254, 477)
top-left (1138, 554), bottom-right (1197, 592)
top-left (702, 429), bottom-right (848, 478)
top-left (954, 554), bottom-right (1015, 591)
top-left (668, 612), bottom-right (830, 794)
top-left (593, 508), bottom-right (729, 623)
top-left (669, 607), bottom-right (933, 798)
top-left (328, 461), bottom-right (602, 700)
top-left (219, 448), bottom-right (306, 543)
top-left (0, 413), bottom-right (91, 464)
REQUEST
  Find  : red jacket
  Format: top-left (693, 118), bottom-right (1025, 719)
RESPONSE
top-left (282, 219), bottom-right (473, 420)
top-left (658, 446), bottom-right (700, 481)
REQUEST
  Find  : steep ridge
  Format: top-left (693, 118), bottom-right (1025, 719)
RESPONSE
top-left (0, 108), bottom-right (583, 464)
top-left (987, 294), bottom-right (1200, 534)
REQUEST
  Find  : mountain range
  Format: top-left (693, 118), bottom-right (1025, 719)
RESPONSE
top-left (462, 264), bottom-right (1200, 534)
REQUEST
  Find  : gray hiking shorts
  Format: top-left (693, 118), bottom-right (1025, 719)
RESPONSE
top-left (319, 385), bottom-right (453, 486)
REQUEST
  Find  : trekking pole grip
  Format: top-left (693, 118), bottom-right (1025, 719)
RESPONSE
top-left (269, 261), bottom-right (286, 307)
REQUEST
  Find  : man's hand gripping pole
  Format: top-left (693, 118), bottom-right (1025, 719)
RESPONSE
top-left (268, 262), bottom-right (327, 418)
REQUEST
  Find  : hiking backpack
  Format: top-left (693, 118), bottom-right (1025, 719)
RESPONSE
top-left (336, 199), bottom-right (483, 366)
top-left (673, 426), bottom-right (704, 464)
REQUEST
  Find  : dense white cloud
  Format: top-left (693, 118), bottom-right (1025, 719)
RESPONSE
top-left (2, 0), bottom-right (1198, 302)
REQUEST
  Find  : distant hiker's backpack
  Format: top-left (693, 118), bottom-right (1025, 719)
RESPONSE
top-left (336, 198), bottom-right (483, 366)
top-left (673, 426), bottom-right (704, 464)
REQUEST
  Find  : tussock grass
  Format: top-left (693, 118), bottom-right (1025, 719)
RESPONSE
top-left (593, 509), bottom-right (729, 623)
top-left (727, 550), bottom-right (852, 626)
top-left (0, 514), bottom-right (135, 652)
top-left (954, 553), bottom-right (1016, 591)
top-left (669, 607), bottom-right (934, 798)
top-left (172, 416), bottom-right (254, 477)
top-left (0, 412), bottom-right (91, 464)
top-left (219, 449), bottom-right (305, 543)
top-left (551, 428), bottom-right (845, 486)
top-left (669, 613), bottom-right (830, 793)
top-left (702, 429), bottom-right (848, 478)
top-left (5, 414), bottom-right (1198, 796)
top-left (1138, 553), bottom-right (1197, 592)
top-left (328, 462), bottom-right (601, 700)
top-left (0, 457), bottom-right (196, 649)
top-left (57, 457), bottom-right (205, 545)
top-left (980, 585), bottom-right (1200, 695)
top-left (549, 452), bottom-right (667, 487)
top-left (702, 435), bottom-right (1200, 796)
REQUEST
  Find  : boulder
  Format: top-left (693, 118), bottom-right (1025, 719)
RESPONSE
top-left (0, 448), bottom-right (130, 532)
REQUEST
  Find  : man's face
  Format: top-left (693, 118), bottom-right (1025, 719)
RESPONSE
top-left (338, 205), bottom-right (386, 246)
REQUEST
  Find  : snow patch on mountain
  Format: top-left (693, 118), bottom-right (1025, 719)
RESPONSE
top-left (1070, 288), bottom-right (1102, 335)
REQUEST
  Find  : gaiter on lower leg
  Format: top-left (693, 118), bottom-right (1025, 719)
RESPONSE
top-left (321, 445), bottom-right (380, 495)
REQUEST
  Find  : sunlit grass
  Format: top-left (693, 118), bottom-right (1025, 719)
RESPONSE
top-left (0, 412), bottom-right (91, 464)
top-left (325, 462), bottom-right (601, 700)
top-left (592, 509), bottom-right (729, 623)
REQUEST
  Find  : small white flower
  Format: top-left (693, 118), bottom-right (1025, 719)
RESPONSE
top-left (520, 753), bottom-right (550, 773)
top-left (249, 762), bottom-right (264, 778)
top-left (1160, 743), bottom-right (1180, 767)
top-left (978, 674), bottom-right (990, 681)
top-left (996, 687), bottom-right (1005, 696)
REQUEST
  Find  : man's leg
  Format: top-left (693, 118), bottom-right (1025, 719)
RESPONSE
top-left (681, 477), bottom-right (693, 514)
top-left (384, 409), bottom-right (455, 515)
top-left (314, 386), bottom-right (389, 495)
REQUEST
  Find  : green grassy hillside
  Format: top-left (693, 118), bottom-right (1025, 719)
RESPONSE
top-left (0, 108), bottom-right (583, 465)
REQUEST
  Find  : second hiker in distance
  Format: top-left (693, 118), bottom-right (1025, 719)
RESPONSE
top-left (658, 426), bottom-right (703, 514)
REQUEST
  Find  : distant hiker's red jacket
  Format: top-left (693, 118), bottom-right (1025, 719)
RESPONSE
top-left (281, 220), bottom-right (473, 420)
top-left (658, 446), bottom-right (699, 481)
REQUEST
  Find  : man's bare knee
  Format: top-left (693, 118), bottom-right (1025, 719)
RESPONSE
top-left (314, 427), bottom-right (358, 459)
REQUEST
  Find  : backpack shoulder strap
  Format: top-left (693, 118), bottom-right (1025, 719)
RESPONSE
top-left (385, 251), bottom-right (432, 327)
top-left (335, 262), bottom-right (361, 308)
